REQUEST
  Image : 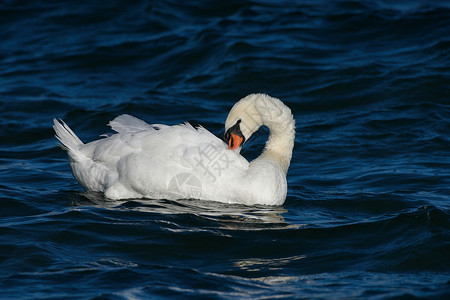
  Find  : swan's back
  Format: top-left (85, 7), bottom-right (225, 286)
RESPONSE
top-left (57, 114), bottom-right (249, 202)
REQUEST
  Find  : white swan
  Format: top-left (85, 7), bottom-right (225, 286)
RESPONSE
top-left (53, 94), bottom-right (295, 205)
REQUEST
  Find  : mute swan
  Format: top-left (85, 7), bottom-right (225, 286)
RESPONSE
top-left (53, 94), bottom-right (295, 205)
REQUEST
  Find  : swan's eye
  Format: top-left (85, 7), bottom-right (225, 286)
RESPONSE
top-left (224, 130), bottom-right (230, 141)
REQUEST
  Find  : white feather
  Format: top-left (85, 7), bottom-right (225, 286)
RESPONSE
top-left (109, 114), bottom-right (164, 133)
top-left (53, 118), bottom-right (83, 151)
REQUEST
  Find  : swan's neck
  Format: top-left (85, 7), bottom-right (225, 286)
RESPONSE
top-left (257, 102), bottom-right (295, 174)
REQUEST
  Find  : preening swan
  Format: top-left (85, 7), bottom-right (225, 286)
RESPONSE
top-left (53, 94), bottom-right (295, 205)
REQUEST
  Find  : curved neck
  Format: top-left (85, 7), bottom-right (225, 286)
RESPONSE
top-left (255, 99), bottom-right (296, 174)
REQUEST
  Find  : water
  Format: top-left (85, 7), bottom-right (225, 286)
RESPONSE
top-left (1, 0), bottom-right (449, 298)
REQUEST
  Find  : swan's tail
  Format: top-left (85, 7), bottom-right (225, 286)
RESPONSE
top-left (53, 118), bottom-right (84, 152)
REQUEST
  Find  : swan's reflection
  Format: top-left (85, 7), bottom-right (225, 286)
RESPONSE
top-left (70, 191), bottom-right (301, 230)
top-left (69, 191), bottom-right (304, 289)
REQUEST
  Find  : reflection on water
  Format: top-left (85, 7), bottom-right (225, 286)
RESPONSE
top-left (231, 256), bottom-right (305, 292)
top-left (234, 255), bottom-right (307, 272)
top-left (71, 191), bottom-right (302, 230)
top-left (252, 275), bottom-right (300, 286)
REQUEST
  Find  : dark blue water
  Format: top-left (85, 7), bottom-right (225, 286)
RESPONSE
top-left (1, 0), bottom-right (449, 298)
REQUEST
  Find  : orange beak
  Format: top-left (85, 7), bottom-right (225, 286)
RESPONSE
top-left (228, 133), bottom-right (244, 150)
top-left (225, 119), bottom-right (245, 150)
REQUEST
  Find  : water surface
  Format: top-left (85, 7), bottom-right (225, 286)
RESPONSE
top-left (1, 0), bottom-right (449, 298)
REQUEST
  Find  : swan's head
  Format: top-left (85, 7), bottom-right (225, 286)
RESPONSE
top-left (224, 94), bottom-right (265, 151)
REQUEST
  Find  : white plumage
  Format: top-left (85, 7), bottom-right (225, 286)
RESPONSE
top-left (54, 94), bottom-right (295, 205)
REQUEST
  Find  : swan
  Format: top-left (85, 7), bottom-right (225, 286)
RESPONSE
top-left (53, 94), bottom-right (295, 205)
